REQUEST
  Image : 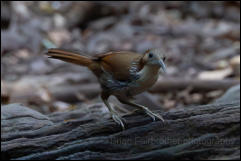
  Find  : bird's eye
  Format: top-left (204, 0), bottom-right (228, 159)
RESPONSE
top-left (148, 53), bottom-right (153, 58)
top-left (163, 56), bottom-right (166, 62)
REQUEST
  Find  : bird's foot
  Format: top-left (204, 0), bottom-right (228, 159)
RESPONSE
top-left (143, 107), bottom-right (165, 122)
top-left (111, 111), bottom-right (125, 130)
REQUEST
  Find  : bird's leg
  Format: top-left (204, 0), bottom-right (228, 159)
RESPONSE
top-left (101, 93), bottom-right (125, 130)
top-left (113, 104), bottom-right (131, 113)
top-left (118, 99), bottom-right (164, 122)
top-left (121, 109), bottom-right (141, 117)
top-left (103, 100), bottom-right (125, 130)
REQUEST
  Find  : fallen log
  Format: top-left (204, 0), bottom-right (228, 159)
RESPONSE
top-left (1, 85), bottom-right (240, 160)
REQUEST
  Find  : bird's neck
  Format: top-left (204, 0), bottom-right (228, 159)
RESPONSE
top-left (137, 65), bottom-right (160, 85)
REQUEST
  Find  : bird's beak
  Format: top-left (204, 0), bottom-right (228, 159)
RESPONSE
top-left (159, 59), bottom-right (166, 73)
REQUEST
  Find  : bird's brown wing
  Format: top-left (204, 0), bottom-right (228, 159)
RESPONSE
top-left (94, 51), bottom-right (144, 81)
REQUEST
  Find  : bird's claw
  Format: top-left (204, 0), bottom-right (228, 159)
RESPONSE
top-left (143, 108), bottom-right (165, 122)
top-left (111, 112), bottom-right (125, 130)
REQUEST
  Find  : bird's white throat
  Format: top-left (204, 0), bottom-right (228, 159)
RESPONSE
top-left (136, 65), bottom-right (160, 87)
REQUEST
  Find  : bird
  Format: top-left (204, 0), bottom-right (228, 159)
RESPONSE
top-left (46, 48), bottom-right (167, 129)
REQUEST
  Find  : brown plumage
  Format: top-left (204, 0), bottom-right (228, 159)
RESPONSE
top-left (47, 49), bottom-right (144, 81)
top-left (46, 48), bottom-right (167, 130)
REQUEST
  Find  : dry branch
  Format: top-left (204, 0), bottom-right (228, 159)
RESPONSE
top-left (150, 78), bottom-right (240, 93)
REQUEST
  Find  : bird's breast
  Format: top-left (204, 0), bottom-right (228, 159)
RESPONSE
top-left (129, 65), bottom-right (160, 95)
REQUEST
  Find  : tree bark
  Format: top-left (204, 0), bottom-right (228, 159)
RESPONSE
top-left (1, 85), bottom-right (240, 160)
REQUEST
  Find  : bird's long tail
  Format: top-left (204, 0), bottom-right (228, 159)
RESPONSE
top-left (46, 48), bottom-right (93, 67)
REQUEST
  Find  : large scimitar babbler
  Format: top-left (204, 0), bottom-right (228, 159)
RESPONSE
top-left (46, 48), bottom-right (167, 130)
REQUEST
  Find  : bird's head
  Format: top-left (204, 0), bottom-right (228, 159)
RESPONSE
top-left (142, 49), bottom-right (167, 73)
